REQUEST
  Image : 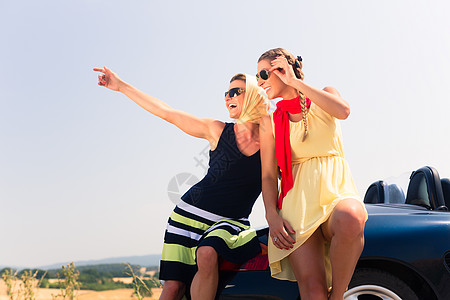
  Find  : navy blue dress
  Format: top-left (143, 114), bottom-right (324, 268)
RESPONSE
top-left (159, 123), bottom-right (262, 284)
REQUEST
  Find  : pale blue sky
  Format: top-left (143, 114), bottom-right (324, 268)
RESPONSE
top-left (1, 0), bottom-right (449, 268)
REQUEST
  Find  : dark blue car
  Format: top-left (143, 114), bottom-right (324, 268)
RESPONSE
top-left (217, 166), bottom-right (450, 300)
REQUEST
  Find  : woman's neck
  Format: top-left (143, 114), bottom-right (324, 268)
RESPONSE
top-left (234, 122), bottom-right (260, 155)
top-left (235, 122), bottom-right (259, 137)
top-left (280, 86), bottom-right (299, 100)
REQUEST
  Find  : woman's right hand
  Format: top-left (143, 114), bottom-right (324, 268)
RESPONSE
top-left (93, 66), bottom-right (123, 92)
top-left (266, 212), bottom-right (296, 250)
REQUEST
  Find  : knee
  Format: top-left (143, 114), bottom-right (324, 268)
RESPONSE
top-left (196, 246), bottom-right (218, 273)
top-left (162, 280), bottom-right (185, 297)
top-left (333, 200), bottom-right (366, 239)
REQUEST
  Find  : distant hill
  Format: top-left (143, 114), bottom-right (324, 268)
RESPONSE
top-left (36, 254), bottom-right (161, 270)
top-left (0, 265), bottom-right (23, 271)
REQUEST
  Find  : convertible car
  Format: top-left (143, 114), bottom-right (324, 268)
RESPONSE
top-left (216, 166), bottom-right (450, 300)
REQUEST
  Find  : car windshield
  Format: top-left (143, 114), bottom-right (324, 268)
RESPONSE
top-left (379, 171), bottom-right (411, 204)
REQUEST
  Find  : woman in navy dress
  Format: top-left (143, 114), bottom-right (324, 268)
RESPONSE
top-left (94, 67), bottom-right (268, 300)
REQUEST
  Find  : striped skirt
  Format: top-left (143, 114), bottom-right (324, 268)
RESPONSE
top-left (159, 200), bottom-right (261, 284)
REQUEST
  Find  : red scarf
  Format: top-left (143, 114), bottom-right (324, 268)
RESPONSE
top-left (273, 95), bottom-right (311, 209)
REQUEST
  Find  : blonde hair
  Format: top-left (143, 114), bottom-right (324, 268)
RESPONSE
top-left (231, 73), bottom-right (269, 125)
top-left (258, 48), bottom-right (308, 141)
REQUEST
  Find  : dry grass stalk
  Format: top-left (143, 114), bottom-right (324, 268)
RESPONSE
top-left (51, 263), bottom-right (80, 300)
top-left (2, 269), bottom-right (46, 300)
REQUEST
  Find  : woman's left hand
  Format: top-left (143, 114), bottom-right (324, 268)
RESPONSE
top-left (269, 56), bottom-right (298, 87)
top-left (266, 212), bottom-right (296, 250)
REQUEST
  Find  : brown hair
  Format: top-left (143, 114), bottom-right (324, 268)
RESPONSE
top-left (230, 73), bottom-right (246, 83)
top-left (258, 48), bottom-right (308, 141)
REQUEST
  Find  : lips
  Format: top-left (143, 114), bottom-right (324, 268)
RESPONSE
top-left (228, 104), bottom-right (237, 109)
top-left (263, 86), bottom-right (272, 98)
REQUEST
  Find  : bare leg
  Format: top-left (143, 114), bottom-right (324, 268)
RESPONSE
top-left (190, 246), bottom-right (219, 300)
top-left (321, 199), bottom-right (366, 300)
top-left (159, 280), bottom-right (186, 300)
top-left (288, 229), bottom-right (329, 300)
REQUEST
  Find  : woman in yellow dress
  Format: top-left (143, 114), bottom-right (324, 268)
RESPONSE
top-left (257, 48), bottom-right (368, 300)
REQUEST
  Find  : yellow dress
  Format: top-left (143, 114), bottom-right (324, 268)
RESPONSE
top-left (269, 102), bottom-right (368, 284)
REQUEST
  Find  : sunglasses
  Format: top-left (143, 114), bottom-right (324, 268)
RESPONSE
top-left (225, 87), bottom-right (245, 98)
top-left (256, 69), bottom-right (271, 81)
top-left (256, 68), bottom-right (284, 81)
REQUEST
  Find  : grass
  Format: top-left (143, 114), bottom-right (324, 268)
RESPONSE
top-left (51, 263), bottom-right (80, 300)
top-left (1, 263), bottom-right (159, 300)
top-left (1, 268), bottom-right (46, 300)
top-left (124, 264), bottom-right (152, 299)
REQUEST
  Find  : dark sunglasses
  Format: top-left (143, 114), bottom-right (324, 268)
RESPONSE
top-left (256, 69), bottom-right (270, 81)
top-left (225, 87), bottom-right (245, 98)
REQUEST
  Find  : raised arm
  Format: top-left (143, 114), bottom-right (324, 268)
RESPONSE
top-left (259, 115), bottom-right (295, 249)
top-left (94, 67), bottom-right (224, 147)
top-left (270, 57), bottom-right (350, 120)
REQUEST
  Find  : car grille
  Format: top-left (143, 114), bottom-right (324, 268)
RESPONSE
top-left (445, 251), bottom-right (450, 273)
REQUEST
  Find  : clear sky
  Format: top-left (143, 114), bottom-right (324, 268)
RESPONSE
top-left (1, 0), bottom-right (449, 268)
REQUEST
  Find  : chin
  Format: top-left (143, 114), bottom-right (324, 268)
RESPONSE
top-left (267, 90), bottom-right (276, 100)
top-left (229, 111), bottom-right (241, 120)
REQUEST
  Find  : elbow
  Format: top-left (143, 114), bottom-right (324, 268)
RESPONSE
top-left (160, 108), bottom-right (175, 122)
top-left (339, 105), bottom-right (350, 120)
top-left (322, 87), bottom-right (350, 120)
top-left (261, 175), bottom-right (277, 187)
top-left (334, 104), bottom-right (350, 120)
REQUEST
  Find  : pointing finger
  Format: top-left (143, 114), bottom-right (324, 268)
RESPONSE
top-left (93, 67), bottom-right (105, 73)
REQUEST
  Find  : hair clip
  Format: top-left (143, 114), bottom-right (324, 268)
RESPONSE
top-left (294, 55), bottom-right (302, 68)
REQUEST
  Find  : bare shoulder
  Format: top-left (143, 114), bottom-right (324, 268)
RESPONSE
top-left (205, 118), bottom-right (226, 139)
top-left (323, 86), bottom-right (341, 96)
top-left (260, 114), bottom-right (272, 126)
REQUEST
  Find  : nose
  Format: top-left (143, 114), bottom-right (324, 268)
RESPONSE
top-left (257, 76), bottom-right (263, 87)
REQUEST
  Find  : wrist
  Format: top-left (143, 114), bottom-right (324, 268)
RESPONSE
top-left (287, 77), bottom-right (302, 90)
top-left (117, 80), bottom-right (129, 93)
top-left (265, 209), bottom-right (278, 221)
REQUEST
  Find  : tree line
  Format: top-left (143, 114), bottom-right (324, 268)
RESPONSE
top-left (0, 263), bottom-right (161, 292)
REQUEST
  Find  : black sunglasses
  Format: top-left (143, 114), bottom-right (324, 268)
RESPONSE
top-left (225, 87), bottom-right (245, 98)
top-left (256, 69), bottom-right (270, 81)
